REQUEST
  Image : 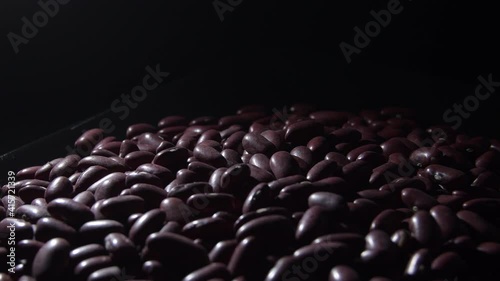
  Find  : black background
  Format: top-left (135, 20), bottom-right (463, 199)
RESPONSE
top-left (1, 0), bottom-right (499, 172)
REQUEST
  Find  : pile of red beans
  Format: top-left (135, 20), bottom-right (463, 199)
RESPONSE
top-left (1, 105), bottom-right (500, 281)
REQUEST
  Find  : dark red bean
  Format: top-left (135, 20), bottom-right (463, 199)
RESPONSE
top-left (424, 164), bottom-right (470, 191)
top-left (249, 164), bottom-right (276, 183)
top-left (34, 217), bottom-right (75, 242)
top-left (124, 151), bottom-right (154, 169)
top-left (249, 153), bottom-right (271, 171)
top-left (45, 176), bottom-right (73, 202)
top-left (242, 132), bottom-right (277, 156)
top-left (290, 146), bottom-right (314, 168)
top-left (285, 120), bottom-right (323, 145)
top-left (187, 193), bottom-right (236, 218)
top-left (228, 236), bottom-right (265, 279)
top-left (15, 205), bottom-right (49, 223)
top-left (126, 123), bottom-right (156, 139)
top-left (431, 251), bottom-right (465, 277)
top-left (70, 244), bottom-right (107, 268)
top-left (136, 163), bottom-right (174, 184)
top-left (477, 241), bottom-right (500, 256)
top-left (129, 183), bottom-right (168, 210)
top-left (401, 188), bottom-right (438, 210)
top-left (456, 210), bottom-right (500, 241)
top-left (182, 217), bottom-right (233, 241)
top-left (296, 206), bottom-right (339, 244)
top-left (347, 144), bottom-right (382, 162)
top-left (221, 149), bottom-right (242, 167)
top-left (17, 185), bottom-right (45, 203)
top-left (168, 182), bottom-right (212, 201)
top-left (144, 232), bottom-right (209, 276)
top-left (158, 115), bottom-right (188, 128)
top-left (104, 232), bottom-right (139, 266)
top-left (462, 198), bottom-right (500, 218)
top-left (79, 220), bottom-right (125, 244)
top-left (88, 172), bottom-right (126, 201)
top-left (218, 164), bottom-right (251, 194)
top-left (74, 255), bottom-right (113, 280)
top-left (476, 150), bottom-right (500, 170)
top-left (75, 129), bottom-right (105, 154)
top-left (307, 160), bottom-right (341, 181)
top-left (17, 239), bottom-right (44, 262)
top-left (160, 197), bottom-right (195, 225)
top-left (409, 210), bottom-right (440, 246)
top-left (78, 156), bottom-right (127, 172)
top-left (47, 198), bottom-right (94, 228)
top-left (209, 240), bottom-right (238, 264)
top-left (87, 266), bottom-right (121, 281)
top-left (72, 191), bottom-right (95, 207)
top-left (329, 127), bottom-right (361, 144)
top-left (129, 209), bottom-right (166, 246)
top-left (242, 183), bottom-right (272, 213)
top-left (16, 166), bottom-right (42, 181)
top-left (429, 205), bottom-right (459, 240)
top-left (269, 151), bottom-right (300, 179)
top-left (308, 192), bottom-right (347, 215)
top-left (310, 111), bottom-right (351, 126)
top-left (307, 136), bottom-right (331, 160)
top-left (234, 207), bottom-right (291, 230)
top-left (370, 209), bottom-right (407, 234)
top-left (329, 265), bottom-right (360, 281)
top-left (32, 238), bottom-right (71, 281)
top-left (313, 233), bottom-right (365, 254)
top-left (325, 152), bottom-right (350, 166)
top-left (31, 198), bottom-right (47, 208)
top-left (153, 146), bottom-right (190, 171)
top-left (260, 130), bottom-right (284, 149)
top-left (193, 145), bottom-right (227, 168)
top-left (223, 131), bottom-right (246, 152)
top-left (100, 195), bottom-right (144, 222)
top-left (73, 166), bottom-right (109, 195)
top-left (183, 262), bottom-right (231, 281)
top-left (236, 215), bottom-right (294, 244)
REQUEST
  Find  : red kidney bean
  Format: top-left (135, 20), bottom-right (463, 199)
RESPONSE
top-left (429, 205), bottom-right (459, 240)
top-left (153, 146), bottom-right (190, 171)
top-left (75, 129), bottom-right (105, 154)
top-left (45, 176), bottom-right (73, 202)
top-left (477, 241), bottom-right (500, 255)
top-left (129, 209), bottom-right (165, 246)
top-left (129, 183), bottom-right (167, 210)
top-left (158, 125), bottom-right (187, 141)
top-left (370, 209), bottom-right (407, 234)
top-left (78, 155), bottom-right (127, 172)
top-left (187, 193), bottom-right (236, 218)
top-left (79, 220), bottom-right (124, 244)
top-left (119, 139), bottom-right (139, 158)
top-left (409, 211), bottom-right (440, 246)
top-left (218, 164), bottom-right (251, 195)
top-left (401, 188), bottom-right (438, 210)
top-left (347, 144), bottom-right (382, 162)
top-left (220, 149), bottom-right (241, 167)
top-left (32, 238), bottom-right (71, 281)
top-left (17, 239), bottom-right (43, 262)
top-left (380, 137), bottom-right (418, 158)
top-left (260, 130), bottom-right (284, 149)
top-left (462, 198), bottom-right (500, 219)
top-left (74, 255), bottom-right (113, 280)
top-left (456, 210), bottom-right (500, 241)
top-left (15, 205), bottom-right (49, 223)
top-left (136, 163), bottom-right (174, 184)
top-left (424, 164), bottom-right (471, 191)
top-left (91, 148), bottom-right (117, 157)
top-left (1, 195), bottom-right (24, 211)
top-left (104, 232), bottom-right (139, 267)
top-left (308, 192), bottom-right (347, 215)
top-left (35, 217), bottom-right (76, 242)
top-left (123, 151), bottom-right (154, 169)
top-left (125, 171), bottom-right (162, 188)
top-left (31, 198), bottom-right (47, 208)
top-left (249, 164), bottom-right (275, 183)
top-left (87, 266), bottom-right (121, 281)
top-left (158, 115), bottom-right (188, 128)
top-left (168, 182), bottom-right (212, 201)
top-left (234, 207), bottom-right (290, 230)
top-left (307, 136), bottom-right (330, 160)
top-left (329, 127), bottom-right (362, 144)
top-left (126, 123), bottom-right (156, 139)
top-left (329, 265), bottom-right (360, 281)
top-left (222, 131), bottom-right (245, 152)
top-left (47, 198), bottom-right (94, 228)
top-left (16, 166), bottom-right (42, 180)
top-left (1, 218), bottom-right (33, 243)
top-left (193, 145), bottom-right (227, 168)
top-left (324, 153), bottom-right (349, 167)
top-left (183, 262), bottom-right (231, 281)
top-left (100, 195), bottom-right (144, 222)
top-left (208, 241), bottom-right (238, 269)
top-left (236, 215), bottom-right (294, 244)
top-left (310, 111), bottom-right (351, 126)
top-left (47, 155), bottom-right (80, 180)
top-left (18, 185), bottom-right (46, 205)
top-left (242, 183), bottom-right (272, 213)
top-left (242, 132), bottom-right (277, 156)
top-left (342, 160), bottom-right (373, 187)
top-left (89, 172), bottom-right (126, 201)
top-left (296, 206), bottom-right (340, 244)
top-left (95, 141), bottom-right (122, 155)
top-left (144, 232), bottom-right (209, 276)
top-left (431, 251), bottom-right (465, 277)
top-left (249, 153), bottom-right (271, 171)
top-left (35, 158), bottom-right (63, 181)
top-left (369, 162), bottom-right (400, 186)
top-left (409, 147), bottom-right (442, 168)
top-left (73, 165), bottom-right (109, 195)
top-left (160, 197), bottom-right (195, 225)
top-left (285, 120), bottom-right (323, 145)
top-left (313, 233), bottom-right (365, 254)
top-left (228, 236), bottom-right (267, 279)
top-left (183, 217), bottom-right (233, 241)
top-left (306, 160), bottom-right (341, 182)
top-left (269, 151), bottom-right (300, 179)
